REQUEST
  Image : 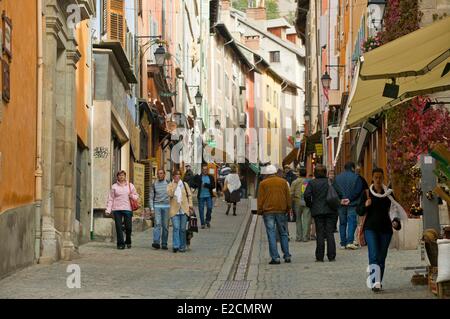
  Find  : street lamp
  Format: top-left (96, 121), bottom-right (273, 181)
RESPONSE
top-left (304, 110), bottom-right (311, 123)
top-left (321, 65), bottom-right (346, 89)
top-left (195, 90), bottom-right (203, 106)
top-left (368, 0), bottom-right (386, 31)
top-left (187, 85), bottom-right (202, 106)
top-left (154, 45), bottom-right (166, 67)
top-left (321, 72), bottom-right (332, 90)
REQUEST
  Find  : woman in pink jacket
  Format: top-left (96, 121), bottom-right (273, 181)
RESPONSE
top-left (105, 170), bottom-right (139, 249)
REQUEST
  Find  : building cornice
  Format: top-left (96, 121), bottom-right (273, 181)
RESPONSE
top-left (66, 49), bottom-right (82, 68)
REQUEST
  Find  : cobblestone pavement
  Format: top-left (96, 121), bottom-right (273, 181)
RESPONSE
top-left (0, 198), bottom-right (250, 299)
top-left (0, 200), bottom-right (436, 299)
top-left (247, 216), bottom-right (434, 299)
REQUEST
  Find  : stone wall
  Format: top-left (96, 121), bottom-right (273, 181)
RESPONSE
top-left (0, 205), bottom-right (36, 279)
top-left (420, 0), bottom-right (450, 27)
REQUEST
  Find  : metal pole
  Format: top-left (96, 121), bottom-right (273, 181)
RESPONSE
top-left (420, 154), bottom-right (440, 231)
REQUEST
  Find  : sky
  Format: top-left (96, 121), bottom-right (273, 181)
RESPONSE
top-left (93, 0), bottom-right (136, 41)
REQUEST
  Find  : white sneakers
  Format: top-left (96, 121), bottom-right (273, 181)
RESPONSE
top-left (346, 243), bottom-right (359, 250)
top-left (372, 282), bottom-right (382, 292)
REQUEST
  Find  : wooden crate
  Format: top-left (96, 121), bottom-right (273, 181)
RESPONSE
top-left (438, 281), bottom-right (450, 299)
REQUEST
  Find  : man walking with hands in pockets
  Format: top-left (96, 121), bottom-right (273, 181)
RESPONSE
top-left (150, 169), bottom-right (170, 250)
top-left (257, 165), bottom-right (292, 265)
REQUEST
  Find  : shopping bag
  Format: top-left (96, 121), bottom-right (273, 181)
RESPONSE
top-left (188, 213), bottom-right (199, 233)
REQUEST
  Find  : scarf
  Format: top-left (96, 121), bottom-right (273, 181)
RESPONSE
top-left (369, 184), bottom-right (393, 198)
top-left (227, 174), bottom-right (241, 193)
top-left (369, 184), bottom-right (408, 221)
top-left (174, 180), bottom-right (184, 204)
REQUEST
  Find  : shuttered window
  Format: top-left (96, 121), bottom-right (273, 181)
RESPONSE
top-left (108, 0), bottom-right (125, 48)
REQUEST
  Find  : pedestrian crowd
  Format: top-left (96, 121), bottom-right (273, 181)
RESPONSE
top-left (256, 161), bottom-right (407, 293)
top-left (105, 160), bottom-right (406, 293)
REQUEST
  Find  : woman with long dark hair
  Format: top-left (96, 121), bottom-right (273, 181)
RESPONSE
top-left (364, 168), bottom-right (403, 292)
top-left (105, 170), bottom-right (139, 249)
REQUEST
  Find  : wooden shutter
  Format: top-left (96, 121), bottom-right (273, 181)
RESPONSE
top-left (108, 0), bottom-right (125, 47)
top-left (101, 0), bottom-right (107, 35)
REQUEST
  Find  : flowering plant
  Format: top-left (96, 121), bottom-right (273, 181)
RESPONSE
top-left (386, 96), bottom-right (450, 210)
top-left (361, 35), bottom-right (382, 53)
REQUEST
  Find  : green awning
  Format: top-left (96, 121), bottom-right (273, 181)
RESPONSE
top-left (249, 163), bottom-right (260, 174)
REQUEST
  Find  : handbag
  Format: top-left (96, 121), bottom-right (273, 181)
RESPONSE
top-left (326, 181), bottom-right (340, 211)
top-left (188, 211), bottom-right (199, 233)
top-left (181, 181), bottom-right (198, 232)
top-left (357, 215), bottom-right (367, 246)
top-left (387, 194), bottom-right (407, 231)
top-left (129, 183), bottom-right (140, 211)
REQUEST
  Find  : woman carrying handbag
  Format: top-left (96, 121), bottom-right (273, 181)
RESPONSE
top-left (364, 168), bottom-right (405, 293)
top-left (223, 165), bottom-right (241, 216)
top-left (167, 169), bottom-right (194, 253)
top-left (105, 170), bottom-right (139, 249)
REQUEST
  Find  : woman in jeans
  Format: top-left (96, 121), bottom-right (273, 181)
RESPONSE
top-left (167, 170), bottom-right (194, 253)
top-left (105, 170), bottom-right (139, 249)
top-left (364, 168), bottom-right (401, 292)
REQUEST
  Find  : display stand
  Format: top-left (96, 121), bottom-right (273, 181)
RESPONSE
top-left (428, 144), bottom-right (450, 298)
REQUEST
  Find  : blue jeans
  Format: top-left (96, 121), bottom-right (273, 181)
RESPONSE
top-left (338, 206), bottom-right (357, 246)
top-left (263, 213), bottom-right (291, 261)
top-left (198, 196), bottom-right (213, 225)
top-left (364, 229), bottom-right (392, 283)
top-left (172, 214), bottom-right (188, 250)
top-left (153, 207), bottom-right (169, 247)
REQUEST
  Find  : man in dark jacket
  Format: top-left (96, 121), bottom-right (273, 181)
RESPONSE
top-left (283, 165), bottom-right (297, 185)
top-left (183, 164), bottom-right (194, 186)
top-left (334, 162), bottom-right (363, 250)
top-left (304, 165), bottom-right (338, 262)
top-left (191, 164), bottom-right (216, 228)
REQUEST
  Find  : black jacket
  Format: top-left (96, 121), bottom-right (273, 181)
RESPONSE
top-left (304, 178), bottom-right (338, 217)
top-left (191, 174), bottom-right (216, 198)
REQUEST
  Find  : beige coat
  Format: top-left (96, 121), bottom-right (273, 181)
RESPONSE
top-left (167, 181), bottom-right (194, 217)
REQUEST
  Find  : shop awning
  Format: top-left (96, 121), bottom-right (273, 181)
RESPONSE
top-left (347, 17), bottom-right (450, 126)
top-left (334, 17), bottom-right (450, 166)
top-left (249, 163), bottom-right (260, 174)
top-left (306, 131), bottom-right (322, 155)
top-left (282, 148), bottom-right (299, 167)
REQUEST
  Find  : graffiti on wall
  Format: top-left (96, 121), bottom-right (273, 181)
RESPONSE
top-left (93, 147), bottom-right (109, 159)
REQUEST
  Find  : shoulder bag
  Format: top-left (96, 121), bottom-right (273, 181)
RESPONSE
top-left (326, 180), bottom-right (340, 211)
top-left (129, 183), bottom-right (140, 211)
top-left (183, 182), bottom-right (198, 233)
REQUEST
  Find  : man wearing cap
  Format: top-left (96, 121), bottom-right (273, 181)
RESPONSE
top-left (257, 164), bottom-right (292, 264)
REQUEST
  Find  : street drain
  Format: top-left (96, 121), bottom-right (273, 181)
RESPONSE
top-left (214, 280), bottom-right (250, 299)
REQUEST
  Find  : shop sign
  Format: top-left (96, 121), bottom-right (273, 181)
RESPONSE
top-left (315, 143), bottom-right (323, 156)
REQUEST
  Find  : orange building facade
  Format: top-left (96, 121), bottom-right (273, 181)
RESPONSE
top-left (0, 0), bottom-right (38, 278)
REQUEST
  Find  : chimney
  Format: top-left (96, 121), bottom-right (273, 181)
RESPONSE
top-left (246, 0), bottom-right (266, 21)
top-left (221, 0), bottom-right (231, 11)
top-left (245, 35), bottom-right (260, 51)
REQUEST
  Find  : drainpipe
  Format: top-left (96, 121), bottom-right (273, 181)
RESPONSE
top-left (90, 19), bottom-right (95, 240)
top-left (35, 0), bottom-right (44, 262)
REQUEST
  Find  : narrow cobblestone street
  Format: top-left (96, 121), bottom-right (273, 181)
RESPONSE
top-left (0, 200), bottom-right (433, 299)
